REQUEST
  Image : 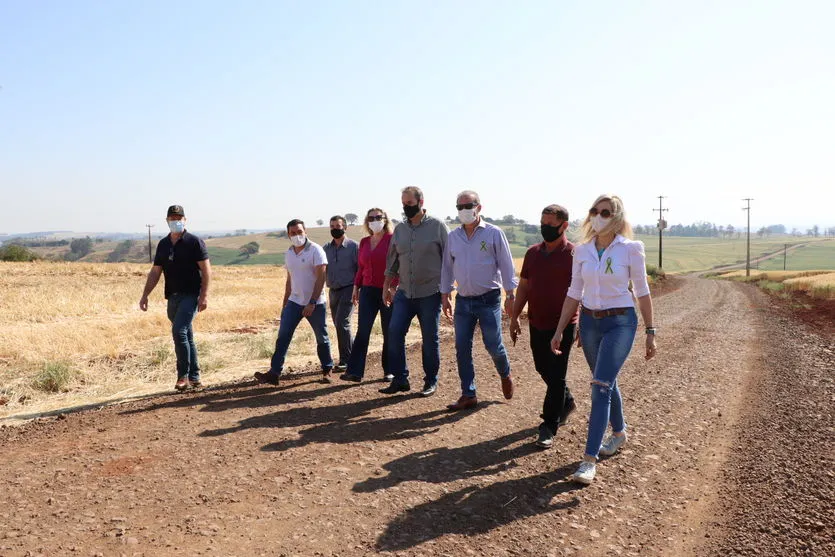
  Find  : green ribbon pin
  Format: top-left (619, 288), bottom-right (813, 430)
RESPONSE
top-left (480, 241), bottom-right (487, 252)
top-left (604, 257), bottom-right (614, 274)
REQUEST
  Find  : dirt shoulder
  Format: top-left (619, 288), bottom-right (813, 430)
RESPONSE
top-left (696, 285), bottom-right (835, 556)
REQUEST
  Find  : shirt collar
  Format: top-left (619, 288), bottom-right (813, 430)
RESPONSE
top-left (408, 211), bottom-right (429, 227)
top-left (538, 234), bottom-right (568, 252)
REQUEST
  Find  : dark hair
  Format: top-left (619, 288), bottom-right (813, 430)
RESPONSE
top-left (542, 204), bottom-right (569, 221)
top-left (329, 215), bottom-right (347, 227)
top-left (401, 186), bottom-right (423, 204)
top-left (286, 219), bottom-right (305, 233)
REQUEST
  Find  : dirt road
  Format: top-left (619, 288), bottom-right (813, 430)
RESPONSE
top-left (1, 277), bottom-right (832, 556)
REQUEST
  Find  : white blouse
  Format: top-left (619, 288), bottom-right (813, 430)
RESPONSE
top-left (566, 235), bottom-right (651, 310)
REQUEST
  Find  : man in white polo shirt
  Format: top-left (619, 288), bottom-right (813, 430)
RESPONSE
top-left (255, 219), bottom-right (335, 385)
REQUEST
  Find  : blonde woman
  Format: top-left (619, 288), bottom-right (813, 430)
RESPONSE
top-left (551, 194), bottom-right (657, 484)
top-left (339, 208), bottom-right (398, 383)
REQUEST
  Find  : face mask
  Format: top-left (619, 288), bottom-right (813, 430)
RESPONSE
top-left (290, 234), bottom-right (307, 247)
top-left (591, 215), bottom-right (611, 233)
top-left (168, 220), bottom-right (185, 234)
top-left (369, 221), bottom-right (385, 233)
top-left (458, 209), bottom-right (477, 225)
top-left (330, 228), bottom-right (345, 239)
top-left (403, 204), bottom-right (421, 219)
top-left (540, 224), bottom-right (563, 242)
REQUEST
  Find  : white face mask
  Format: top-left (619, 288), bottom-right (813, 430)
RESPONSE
top-left (591, 215), bottom-right (611, 233)
top-left (369, 220), bottom-right (385, 233)
top-left (458, 209), bottom-right (477, 225)
top-left (290, 234), bottom-right (307, 247)
top-left (168, 220), bottom-right (185, 234)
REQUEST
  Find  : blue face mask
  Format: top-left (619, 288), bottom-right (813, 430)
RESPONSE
top-left (168, 220), bottom-right (185, 234)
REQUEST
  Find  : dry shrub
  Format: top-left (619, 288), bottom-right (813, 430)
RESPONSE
top-left (32, 361), bottom-right (77, 393)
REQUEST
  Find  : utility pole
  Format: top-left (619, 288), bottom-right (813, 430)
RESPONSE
top-left (742, 198), bottom-right (753, 277)
top-left (784, 243), bottom-right (788, 271)
top-left (653, 196), bottom-right (668, 269)
top-left (145, 224), bottom-right (154, 263)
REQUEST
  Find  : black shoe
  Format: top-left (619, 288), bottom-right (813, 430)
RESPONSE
top-left (383, 373), bottom-right (395, 382)
top-left (254, 371), bottom-right (280, 386)
top-left (340, 372), bottom-right (362, 383)
top-left (535, 424), bottom-right (556, 449)
top-left (335, 363), bottom-right (347, 372)
top-left (420, 381), bottom-right (437, 397)
top-left (379, 380), bottom-right (410, 394)
top-left (559, 399), bottom-right (577, 426)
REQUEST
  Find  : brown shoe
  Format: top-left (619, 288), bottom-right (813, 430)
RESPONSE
top-left (174, 378), bottom-right (189, 391)
top-left (254, 371), bottom-right (280, 386)
top-left (501, 375), bottom-right (514, 400)
top-left (447, 396), bottom-right (478, 411)
top-left (322, 370), bottom-right (333, 383)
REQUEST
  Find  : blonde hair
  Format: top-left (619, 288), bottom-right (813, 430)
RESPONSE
top-left (580, 194), bottom-right (633, 244)
top-left (362, 207), bottom-right (393, 236)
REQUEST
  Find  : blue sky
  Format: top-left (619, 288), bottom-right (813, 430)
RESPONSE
top-left (1, 0), bottom-right (833, 234)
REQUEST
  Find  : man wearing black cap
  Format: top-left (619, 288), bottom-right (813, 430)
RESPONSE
top-left (139, 205), bottom-right (212, 391)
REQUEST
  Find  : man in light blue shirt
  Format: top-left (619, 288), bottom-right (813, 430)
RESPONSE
top-left (441, 190), bottom-right (518, 411)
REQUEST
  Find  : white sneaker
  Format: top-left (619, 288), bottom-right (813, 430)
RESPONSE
top-left (571, 460), bottom-right (596, 485)
top-left (599, 432), bottom-right (627, 456)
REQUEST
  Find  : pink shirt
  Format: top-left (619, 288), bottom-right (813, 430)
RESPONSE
top-left (355, 234), bottom-right (397, 289)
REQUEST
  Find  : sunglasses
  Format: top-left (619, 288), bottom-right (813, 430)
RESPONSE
top-left (367, 215), bottom-right (384, 221)
top-left (456, 202), bottom-right (477, 211)
top-left (588, 208), bottom-right (612, 218)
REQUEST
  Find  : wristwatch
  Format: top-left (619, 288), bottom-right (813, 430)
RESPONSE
top-left (309, 298), bottom-right (317, 305)
top-left (645, 327), bottom-right (657, 335)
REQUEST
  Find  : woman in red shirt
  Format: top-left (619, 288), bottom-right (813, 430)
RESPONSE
top-left (339, 208), bottom-right (397, 382)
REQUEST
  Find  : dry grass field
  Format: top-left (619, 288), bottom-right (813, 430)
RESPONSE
top-left (719, 269), bottom-right (835, 299)
top-left (0, 261), bottom-right (417, 422)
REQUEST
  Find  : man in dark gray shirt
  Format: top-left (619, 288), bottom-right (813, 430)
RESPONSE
top-left (380, 186), bottom-right (449, 397)
top-left (323, 215), bottom-right (359, 371)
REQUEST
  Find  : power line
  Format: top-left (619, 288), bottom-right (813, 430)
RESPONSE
top-left (653, 196), bottom-right (669, 269)
top-left (742, 198), bottom-right (753, 277)
top-left (145, 224), bottom-right (155, 263)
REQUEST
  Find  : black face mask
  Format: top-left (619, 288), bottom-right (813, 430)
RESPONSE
top-left (330, 228), bottom-right (345, 239)
top-left (541, 224), bottom-right (563, 243)
top-left (403, 204), bottom-right (421, 219)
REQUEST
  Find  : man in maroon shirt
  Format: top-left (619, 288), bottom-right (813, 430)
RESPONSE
top-left (510, 204), bottom-right (578, 449)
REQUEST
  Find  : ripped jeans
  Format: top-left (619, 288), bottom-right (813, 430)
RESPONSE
top-left (579, 307), bottom-right (637, 459)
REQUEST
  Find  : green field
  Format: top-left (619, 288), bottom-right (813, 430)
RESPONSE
top-left (633, 235), bottom-right (834, 273)
top-left (18, 223), bottom-right (834, 272)
top-left (754, 240), bottom-right (835, 271)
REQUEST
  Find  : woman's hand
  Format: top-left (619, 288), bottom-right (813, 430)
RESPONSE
top-left (645, 334), bottom-right (657, 360)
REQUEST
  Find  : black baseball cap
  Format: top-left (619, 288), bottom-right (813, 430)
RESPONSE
top-left (167, 205), bottom-right (185, 217)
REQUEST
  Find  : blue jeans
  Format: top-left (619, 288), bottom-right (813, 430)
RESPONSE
top-left (270, 301), bottom-right (334, 375)
top-left (388, 290), bottom-right (441, 385)
top-left (346, 286), bottom-right (391, 378)
top-left (329, 286), bottom-right (354, 366)
top-left (453, 289), bottom-right (511, 397)
top-left (167, 293), bottom-right (200, 381)
top-left (579, 307), bottom-right (637, 459)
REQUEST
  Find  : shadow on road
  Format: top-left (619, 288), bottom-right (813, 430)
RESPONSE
top-left (118, 376), bottom-right (355, 416)
top-left (196, 388), bottom-right (496, 449)
top-left (353, 428), bottom-right (540, 492)
top-left (375, 462), bottom-right (582, 551)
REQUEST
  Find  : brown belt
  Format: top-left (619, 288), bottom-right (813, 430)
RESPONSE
top-left (581, 306), bottom-right (631, 319)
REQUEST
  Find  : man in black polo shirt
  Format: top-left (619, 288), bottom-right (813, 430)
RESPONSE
top-left (139, 205), bottom-right (212, 391)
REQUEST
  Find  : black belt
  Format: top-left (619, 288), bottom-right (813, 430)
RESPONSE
top-left (456, 288), bottom-right (501, 301)
top-left (330, 284), bottom-right (353, 291)
top-left (581, 306), bottom-right (631, 319)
